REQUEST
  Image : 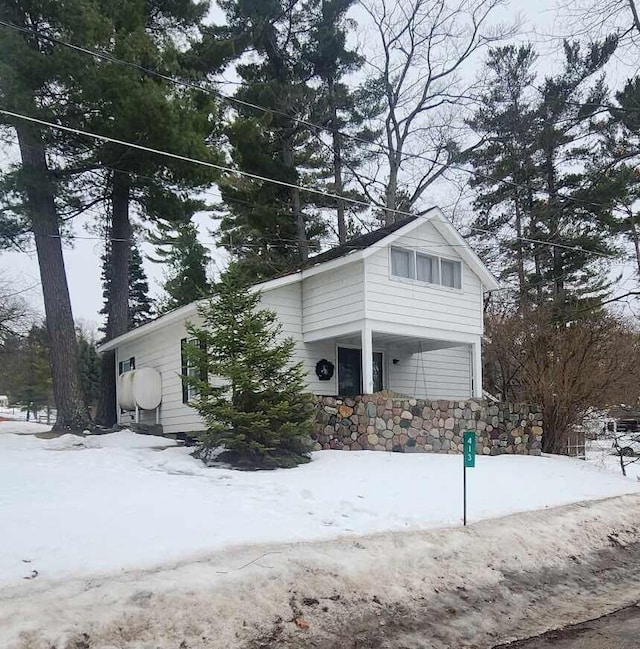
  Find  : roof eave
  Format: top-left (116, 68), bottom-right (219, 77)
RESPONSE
top-left (96, 301), bottom-right (201, 353)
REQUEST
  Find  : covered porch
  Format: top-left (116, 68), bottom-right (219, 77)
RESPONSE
top-left (304, 322), bottom-right (482, 400)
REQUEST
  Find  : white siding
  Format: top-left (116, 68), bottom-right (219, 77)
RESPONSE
top-left (365, 221), bottom-right (483, 336)
top-left (261, 283), bottom-right (338, 395)
top-left (388, 344), bottom-right (472, 399)
top-left (117, 283), bottom-right (342, 435)
top-left (302, 260), bottom-right (365, 337)
top-left (117, 318), bottom-right (206, 435)
top-left (112, 221), bottom-right (486, 433)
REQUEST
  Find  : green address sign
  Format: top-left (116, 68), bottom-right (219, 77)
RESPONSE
top-left (463, 431), bottom-right (476, 468)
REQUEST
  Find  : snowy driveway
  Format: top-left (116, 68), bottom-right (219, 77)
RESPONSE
top-left (2, 420), bottom-right (639, 585)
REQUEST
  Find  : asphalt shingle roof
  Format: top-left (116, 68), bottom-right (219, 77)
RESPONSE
top-left (300, 215), bottom-right (419, 270)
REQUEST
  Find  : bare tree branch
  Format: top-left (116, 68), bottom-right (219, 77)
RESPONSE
top-left (362, 0), bottom-right (512, 223)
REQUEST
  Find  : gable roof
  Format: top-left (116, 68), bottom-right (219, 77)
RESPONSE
top-left (255, 206), bottom-right (498, 293)
top-left (301, 215), bottom-right (419, 269)
top-left (98, 208), bottom-right (498, 352)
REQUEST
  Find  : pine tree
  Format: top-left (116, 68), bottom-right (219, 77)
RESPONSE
top-left (214, 0), bottom-right (328, 282)
top-left (53, 0), bottom-right (223, 426)
top-left (0, 0), bottom-right (98, 430)
top-left (77, 331), bottom-right (101, 414)
top-left (13, 325), bottom-right (54, 420)
top-left (468, 39), bottom-right (622, 313)
top-left (184, 274), bottom-right (314, 469)
top-left (605, 77), bottom-right (640, 279)
top-left (533, 39), bottom-right (621, 312)
top-left (99, 238), bottom-right (153, 337)
top-left (148, 219), bottom-right (211, 312)
top-left (466, 45), bottom-right (541, 304)
top-left (129, 244), bottom-right (153, 328)
top-left (306, 0), bottom-right (380, 243)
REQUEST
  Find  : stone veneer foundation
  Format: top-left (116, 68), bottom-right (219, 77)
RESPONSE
top-left (313, 393), bottom-right (543, 455)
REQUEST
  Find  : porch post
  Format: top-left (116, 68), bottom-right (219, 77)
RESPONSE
top-left (471, 340), bottom-right (482, 399)
top-left (115, 355), bottom-right (121, 425)
top-left (361, 326), bottom-right (374, 394)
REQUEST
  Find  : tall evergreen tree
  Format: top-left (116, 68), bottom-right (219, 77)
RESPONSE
top-left (0, 0), bottom-right (100, 429)
top-left (77, 330), bottom-right (101, 414)
top-left (466, 45), bottom-right (541, 304)
top-left (148, 219), bottom-right (211, 312)
top-left (468, 39), bottom-right (622, 313)
top-left (306, 0), bottom-right (380, 243)
top-left (605, 77), bottom-right (640, 279)
top-left (99, 237), bottom-right (153, 336)
top-left (13, 325), bottom-right (54, 420)
top-left (213, 0), bottom-right (328, 282)
top-left (61, 0), bottom-right (225, 426)
top-left (1, 1), bottom-right (223, 427)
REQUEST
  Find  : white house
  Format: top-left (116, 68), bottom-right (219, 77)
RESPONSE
top-left (98, 208), bottom-right (499, 435)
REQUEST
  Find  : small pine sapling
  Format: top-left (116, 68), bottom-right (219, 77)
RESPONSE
top-left (183, 274), bottom-right (314, 469)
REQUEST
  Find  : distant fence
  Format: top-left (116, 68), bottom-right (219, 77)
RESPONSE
top-left (567, 431), bottom-right (586, 460)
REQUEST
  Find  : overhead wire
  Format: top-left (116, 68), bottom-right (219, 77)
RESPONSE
top-left (0, 23), bottom-right (635, 313)
top-left (0, 108), bottom-right (622, 264)
top-left (0, 17), bottom-right (624, 217)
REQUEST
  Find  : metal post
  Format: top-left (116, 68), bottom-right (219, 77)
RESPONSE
top-left (463, 463), bottom-right (467, 526)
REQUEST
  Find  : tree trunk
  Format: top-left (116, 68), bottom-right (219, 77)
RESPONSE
top-left (544, 144), bottom-right (563, 303)
top-left (514, 199), bottom-right (526, 303)
top-left (15, 124), bottom-right (90, 431)
top-left (282, 138), bottom-right (308, 262)
top-left (384, 163), bottom-right (399, 226)
top-left (110, 169), bottom-right (132, 336)
top-left (628, 209), bottom-right (640, 278)
top-left (96, 352), bottom-right (117, 427)
top-left (328, 77), bottom-right (347, 244)
top-left (96, 169), bottom-right (132, 427)
top-left (629, 0), bottom-right (640, 35)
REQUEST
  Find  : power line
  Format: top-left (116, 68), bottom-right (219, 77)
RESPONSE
top-left (0, 18), bottom-right (618, 216)
top-left (0, 107), bottom-right (416, 219)
top-left (0, 108), bottom-right (622, 262)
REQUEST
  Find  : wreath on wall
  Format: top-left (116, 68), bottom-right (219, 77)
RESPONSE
top-left (315, 359), bottom-right (334, 381)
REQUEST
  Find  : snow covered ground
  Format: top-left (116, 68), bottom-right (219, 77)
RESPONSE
top-left (2, 419), bottom-right (640, 588)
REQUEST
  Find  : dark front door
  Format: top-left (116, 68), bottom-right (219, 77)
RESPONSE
top-left (338, 347), bottom-right (384, 395)
top-left (372, 351), bottom-right (383, 393)
top-left (338, 347), bottom-right (361, 396)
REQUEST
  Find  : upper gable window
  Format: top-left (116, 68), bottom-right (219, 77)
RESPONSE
top-left (416, 253), bottom-right (439, 284)
top-left (390, 247), bottom-right (462, 290)
top-left (441, 258), bottom-right (462, 289)
top-left (391, 247), bottom-right (414, 279)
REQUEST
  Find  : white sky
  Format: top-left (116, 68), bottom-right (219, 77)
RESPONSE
top-left (0, 0), bottom-right (636, 330)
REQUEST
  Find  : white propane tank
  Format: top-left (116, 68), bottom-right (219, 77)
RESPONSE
top-left (117, 368), bottom-right (162, 411)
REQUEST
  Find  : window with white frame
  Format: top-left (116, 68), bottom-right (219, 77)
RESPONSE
top-left (391, 247), bottom-right (414, 279)
top-left (390, 247), bottom-right (461, 289)
top-left (441, 258), bottom-right (462, 289)
top-left (416, 253), bottom-right (439, 284)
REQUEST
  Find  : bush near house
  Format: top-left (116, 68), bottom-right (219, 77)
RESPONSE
top-left (183, 274), bottom-right (314, 469)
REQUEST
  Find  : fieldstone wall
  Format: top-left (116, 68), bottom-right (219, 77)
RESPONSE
top-left (313, 393), bottom-right (543, 456)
